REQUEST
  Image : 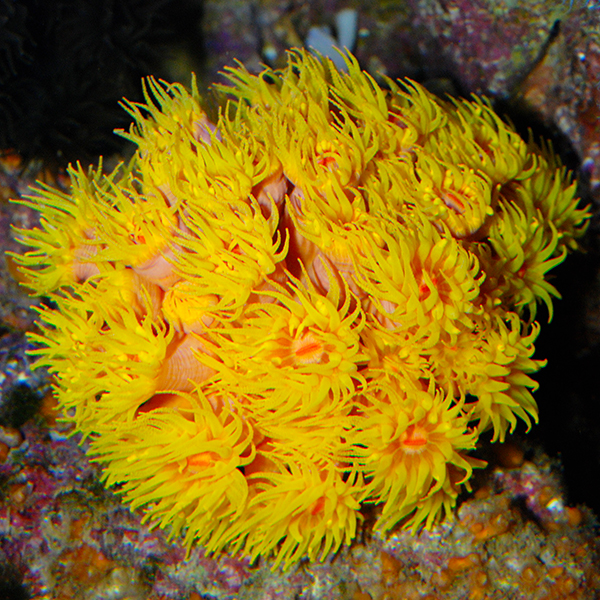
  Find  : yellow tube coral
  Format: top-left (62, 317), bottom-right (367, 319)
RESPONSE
top-left (11, 48), bottom-right (590, 569)
top-left (357, 377), bottom-right (484, 532)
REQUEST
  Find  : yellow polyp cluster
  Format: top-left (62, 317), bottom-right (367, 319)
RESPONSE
top-left (11, 49), bottom-right (590, 569)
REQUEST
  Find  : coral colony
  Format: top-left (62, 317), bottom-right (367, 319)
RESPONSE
top-left (11, 50), bottom-right (589, 569)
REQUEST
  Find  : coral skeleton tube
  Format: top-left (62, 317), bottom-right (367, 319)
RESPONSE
top-left (11, 48), bottom-right (590, 569)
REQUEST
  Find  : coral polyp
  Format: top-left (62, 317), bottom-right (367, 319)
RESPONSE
top-left (11, 49), bottom-right (589, 568)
